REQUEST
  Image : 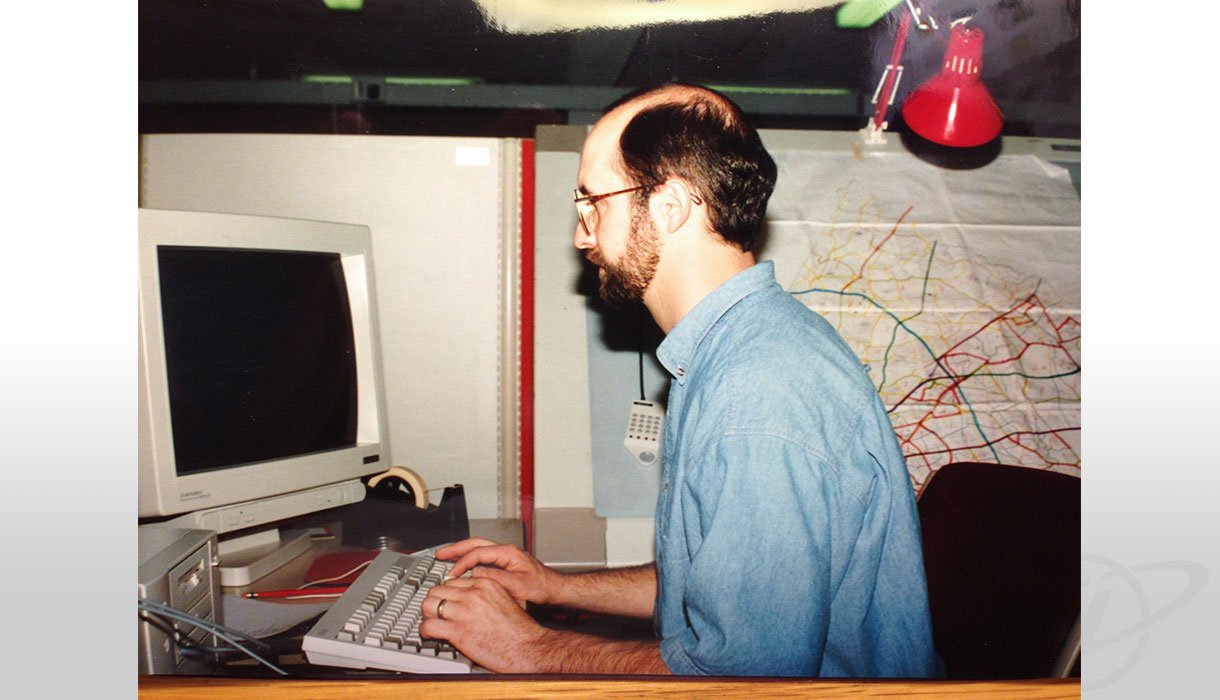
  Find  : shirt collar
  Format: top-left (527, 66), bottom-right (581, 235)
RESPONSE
top-left (656, 261), bottom-right (777, 385)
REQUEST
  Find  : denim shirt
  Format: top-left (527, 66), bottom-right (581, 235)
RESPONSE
top-left (653, 261), bottom-right (935, 677)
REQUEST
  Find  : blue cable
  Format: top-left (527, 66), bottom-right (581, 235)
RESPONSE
top-left (138, 598), bottom-right (288, 676)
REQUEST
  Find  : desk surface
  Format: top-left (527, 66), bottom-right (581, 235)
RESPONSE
top-left (140, 675), bottom-right (1081, 699)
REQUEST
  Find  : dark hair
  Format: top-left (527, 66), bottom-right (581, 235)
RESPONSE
top-left (613, 84), bottom-right (777, 252)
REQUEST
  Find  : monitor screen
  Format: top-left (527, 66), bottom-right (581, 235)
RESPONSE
top-left (158, 246), bottom-right (358, 474)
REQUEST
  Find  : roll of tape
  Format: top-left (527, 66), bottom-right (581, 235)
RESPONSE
top-left (367, 466), bottom-right (429, 509)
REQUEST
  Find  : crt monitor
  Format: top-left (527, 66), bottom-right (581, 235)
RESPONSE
top-left (138, 208), bottom-right (391, 586)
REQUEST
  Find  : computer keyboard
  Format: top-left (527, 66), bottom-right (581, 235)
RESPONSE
top-left (302, 548), bottom-right (476, 674)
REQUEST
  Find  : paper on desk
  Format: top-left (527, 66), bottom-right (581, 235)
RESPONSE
top-left (220, 593), bottom-right (331, 639)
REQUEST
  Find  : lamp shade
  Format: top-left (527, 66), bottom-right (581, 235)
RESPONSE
top-left (901, 23), bottom-right (1003, 147)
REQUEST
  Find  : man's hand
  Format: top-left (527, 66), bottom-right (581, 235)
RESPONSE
top-left (438, 538), bottom-right (659, 619)
top-left (435, 537), bottom-right (567, 606)
top-left (419, 575), bottom-right (551, 673)
top-left (419, 574), bottom-right (670, 675)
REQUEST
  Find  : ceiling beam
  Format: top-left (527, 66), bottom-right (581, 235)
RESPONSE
top-left (139, 79), bottom-right (1077, 131)
top-left (139, 80), bottom-right (861, 117)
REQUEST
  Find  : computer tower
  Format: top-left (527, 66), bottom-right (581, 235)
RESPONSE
top-left (138, 527), bottom-right (221, 674)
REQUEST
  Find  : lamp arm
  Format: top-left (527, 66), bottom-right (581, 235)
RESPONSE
top-left (869, 9), bottom-right (912, 133)
top-left (904, 0), bottom-right (938, 31)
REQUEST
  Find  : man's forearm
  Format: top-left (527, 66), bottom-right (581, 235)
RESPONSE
top-left (528, 628), bottom-right (670, 674)
top-left (552, 563), bottom-right (657, 619)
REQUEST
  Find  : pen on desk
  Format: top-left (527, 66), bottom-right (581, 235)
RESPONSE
top-left (244, 586), bottom-right (349, 599)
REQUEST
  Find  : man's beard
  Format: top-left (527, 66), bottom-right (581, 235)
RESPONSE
top-left (587, 205), bottom-right (661, 308)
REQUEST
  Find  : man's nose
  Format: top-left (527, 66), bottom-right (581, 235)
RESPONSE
top-left (573, 221), bottom-right (595, 250)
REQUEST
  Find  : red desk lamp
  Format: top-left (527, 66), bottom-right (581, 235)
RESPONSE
top-left (854, 0), bottom-right (1003, 148)
top-left (901, 20), bottom-right (1003, 147)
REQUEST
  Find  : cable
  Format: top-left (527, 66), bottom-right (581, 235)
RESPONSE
top-left (139, 600), bottom-right (285, 675)
top-left (638, 348), bottom-right (646, 400)
top-left (142, 598), bottom-right (270, 650)
top-left (139, 599), bottom-right (274, 651)
top-left (138, 598), bottom-right (288, 676)
top-left (302, 558), bottom-right (372, 587)
top-left (138, 606), bottom-right (252, 659)
top-left (637, 306), bottom-right (647, 400)
top-left (139, 611), bottom-right (189, 645)
top-left (273, 592), bottom-right (345, 600)
top-left (140, 614), bottom-right (261, 657)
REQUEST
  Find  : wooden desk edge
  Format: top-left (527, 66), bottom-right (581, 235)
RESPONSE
top-left (140, 674), bottom-right (1080, 699)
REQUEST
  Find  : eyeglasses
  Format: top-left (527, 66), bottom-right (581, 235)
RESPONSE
top-left (572, 184), bottom-right (656, 235)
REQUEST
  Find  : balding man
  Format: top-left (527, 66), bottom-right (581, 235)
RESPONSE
top-left (420, 83), bottom-right (936, 678)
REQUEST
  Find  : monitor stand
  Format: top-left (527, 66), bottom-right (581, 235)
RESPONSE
top-left (154, 478), bottom-right (368, 587)
top-left (216, 527), bottom-right (313, 587)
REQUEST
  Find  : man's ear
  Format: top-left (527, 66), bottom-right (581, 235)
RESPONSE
top-left (650, 178), bottom-right (703, 235)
